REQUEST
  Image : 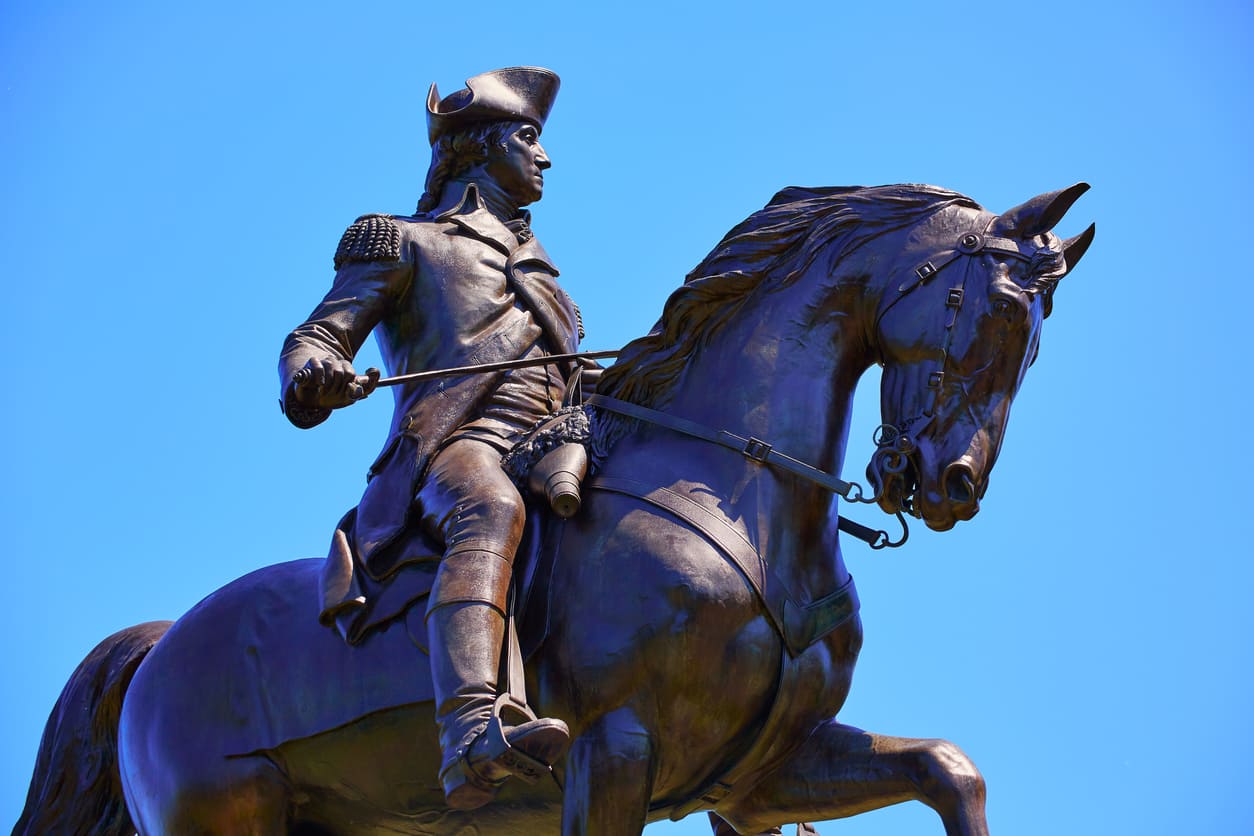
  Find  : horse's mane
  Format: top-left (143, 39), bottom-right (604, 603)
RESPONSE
top-left (591, 184), bottom-right (979, 455)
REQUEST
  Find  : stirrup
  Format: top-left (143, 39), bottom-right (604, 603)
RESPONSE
top-left (441, 694), bottom-right (568, 809)
top-left (468, 716), bottom-right (553, 786)
top-left (493, 690), bottom-right (538, 725)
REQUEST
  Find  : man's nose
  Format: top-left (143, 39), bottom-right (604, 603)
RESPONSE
top-left (535, 143), bottom-right (551, 169)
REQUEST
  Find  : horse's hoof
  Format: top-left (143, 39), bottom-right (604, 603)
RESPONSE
top-left (442, 716), bottom-right (570, 808)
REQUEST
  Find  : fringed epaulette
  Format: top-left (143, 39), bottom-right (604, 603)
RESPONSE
top-left (569, 295), bottom-right (586, 341)
top-left (334, 214), bottom-right (401, 270)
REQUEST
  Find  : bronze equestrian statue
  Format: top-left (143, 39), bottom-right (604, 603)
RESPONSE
top-left (14, 65), bottom-right (1094, 836)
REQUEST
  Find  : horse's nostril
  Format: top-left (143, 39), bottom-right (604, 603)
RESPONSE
top-left (945, 466), bottom-right (976, 505)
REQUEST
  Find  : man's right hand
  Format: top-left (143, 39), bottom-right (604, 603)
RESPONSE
top-left (292, 358), bottom-right (380, 409)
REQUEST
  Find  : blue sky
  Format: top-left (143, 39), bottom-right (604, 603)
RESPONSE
top-left (3, 1), bottom-right (1251, 833)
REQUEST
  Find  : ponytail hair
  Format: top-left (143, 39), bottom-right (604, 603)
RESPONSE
top-left (416, 121), bottom-right (512, 213)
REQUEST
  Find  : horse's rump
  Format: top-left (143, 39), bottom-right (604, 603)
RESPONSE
top-left (123, 559), bottom-right (435, 757)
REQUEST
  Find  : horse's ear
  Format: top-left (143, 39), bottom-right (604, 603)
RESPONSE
top-left (1060, 223), bottom-right (1096, 276)
top-left (993, 182), bottom-right (1090, 237)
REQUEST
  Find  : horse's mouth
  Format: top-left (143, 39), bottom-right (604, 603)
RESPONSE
top-left (868, 450), bottom-right (983, 532)
top-left (868, 449), bottom-right (919, 520)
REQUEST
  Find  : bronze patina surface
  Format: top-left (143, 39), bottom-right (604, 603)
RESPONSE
top-left (14, 66), bottom-right (1092, 836)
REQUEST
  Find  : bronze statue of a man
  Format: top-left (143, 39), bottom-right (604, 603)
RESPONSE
top-left (278, 67), bottom-right (581, 810)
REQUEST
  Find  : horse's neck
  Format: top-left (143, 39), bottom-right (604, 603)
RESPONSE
top-left (661, 280), bottom-right (871, 598)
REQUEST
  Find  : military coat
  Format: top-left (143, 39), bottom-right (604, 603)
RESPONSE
top-left (280, 183), bottom-right (583, 567)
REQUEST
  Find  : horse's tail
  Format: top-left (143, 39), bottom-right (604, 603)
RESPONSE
top-left (13, 620), bottom-right (172, 836)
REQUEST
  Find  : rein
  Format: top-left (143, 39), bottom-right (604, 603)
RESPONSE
top-left (585, 393), bottom-right (907, 550)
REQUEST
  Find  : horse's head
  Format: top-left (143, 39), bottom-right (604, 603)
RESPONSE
top-left (867, 183), bottom-right (1094, 531)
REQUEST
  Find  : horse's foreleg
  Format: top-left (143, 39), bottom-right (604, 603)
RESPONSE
top-left (716, 719), bottom-right (987, 836)
top-left (561, 706), bottom-right (655, 836)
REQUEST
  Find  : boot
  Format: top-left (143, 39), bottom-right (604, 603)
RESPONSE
top-left (427, 550), bottom-right (570, 810)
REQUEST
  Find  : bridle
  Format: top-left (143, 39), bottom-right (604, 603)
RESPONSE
top-left (588, 217), bottom-right (1057, 551)
top-left (868, 217), bottom-right (1057, 514)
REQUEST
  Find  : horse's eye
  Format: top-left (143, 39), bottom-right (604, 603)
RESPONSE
top-left (992, 299), bottom-right (1013, 317)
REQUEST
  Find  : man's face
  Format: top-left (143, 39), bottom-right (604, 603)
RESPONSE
top-left (485, 121), bottom-right (550, 207)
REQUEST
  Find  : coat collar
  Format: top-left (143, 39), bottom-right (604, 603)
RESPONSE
top-left (434, 182), bottom-right (523, 256)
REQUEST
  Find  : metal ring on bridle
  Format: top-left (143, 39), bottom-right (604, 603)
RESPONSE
top-left (869, 509), bottom-right (910, 550)
top-left (872, 423), bottom-right (899, 447)
top-left (877, 447), bottom-right (909, 475)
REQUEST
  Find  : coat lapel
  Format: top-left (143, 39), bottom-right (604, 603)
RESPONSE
top-left (507, 236), bottom-right (559, 275)
top-left (435, 183), bottom-right (579, 354)
top-left (507, 239), bottom-right (579, 355)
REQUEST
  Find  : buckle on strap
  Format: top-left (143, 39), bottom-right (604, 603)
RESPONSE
top-left (742, 437), bottom-right (772, 463)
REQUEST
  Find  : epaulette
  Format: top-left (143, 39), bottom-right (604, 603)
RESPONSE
top-left (567, 294), bottom-right (586, 341)
top-left (334, 214), bottom-right (402, 270)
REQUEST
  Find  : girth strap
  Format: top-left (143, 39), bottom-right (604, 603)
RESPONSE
top-left (585, 393), bottom-right (881, 547)
top-left (587, 475), bottom-right (859, 658)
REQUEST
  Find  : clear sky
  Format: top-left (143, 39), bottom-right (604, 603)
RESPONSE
top-left (3, 1), bottom-right (1251, 833)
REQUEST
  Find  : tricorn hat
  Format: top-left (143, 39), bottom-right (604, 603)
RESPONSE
top-left (426, 66), bottom-right (560, 145)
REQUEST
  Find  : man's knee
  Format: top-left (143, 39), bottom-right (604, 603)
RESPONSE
top-left (446, 482), bottom-right (526, 555)
top-left (470, 480), bottom-right (527, 529)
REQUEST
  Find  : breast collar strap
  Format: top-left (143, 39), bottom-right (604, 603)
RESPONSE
top-left (587, 473), bottom-right (859, 659)
top-left (583, 476), bottom-right (857, 821)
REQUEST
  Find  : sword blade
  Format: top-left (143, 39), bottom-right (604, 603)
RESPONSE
top-left (373, 349), bottom-right (620, 387)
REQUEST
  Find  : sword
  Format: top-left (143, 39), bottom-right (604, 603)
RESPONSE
top-left (292, 348), bottom-right (621, 393)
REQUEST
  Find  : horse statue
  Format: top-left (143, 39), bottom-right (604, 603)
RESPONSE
top-left (15, 182), bottom-right (1093, 835)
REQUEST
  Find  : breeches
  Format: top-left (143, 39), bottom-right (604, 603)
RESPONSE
top-left (414, 437), bottom-right (526, 563)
